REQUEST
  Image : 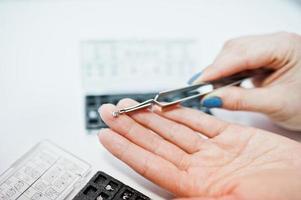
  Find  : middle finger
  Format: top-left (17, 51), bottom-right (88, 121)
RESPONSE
top-left (117, 98), bottom-right (205, 154)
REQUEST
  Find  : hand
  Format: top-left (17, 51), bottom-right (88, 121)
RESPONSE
top-left (98, 99), bottom-right (301, 200)
top-left (192, 32), bottom-right (301, 131)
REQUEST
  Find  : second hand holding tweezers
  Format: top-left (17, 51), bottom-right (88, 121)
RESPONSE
top-left (112, 69), bottom-right (272, 117)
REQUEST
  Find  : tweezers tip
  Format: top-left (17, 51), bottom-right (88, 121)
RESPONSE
top-left (112, 111), bottom-right (120, 117)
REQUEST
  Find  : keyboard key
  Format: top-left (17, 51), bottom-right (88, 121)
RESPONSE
top-left (73, 171), bottom-right (150, 200)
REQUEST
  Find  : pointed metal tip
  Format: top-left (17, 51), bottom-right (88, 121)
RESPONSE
top-left (112, 111), bottom-right (120, 117)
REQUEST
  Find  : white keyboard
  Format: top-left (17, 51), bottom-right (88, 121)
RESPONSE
top-left (0, 141), bottom-right (91, 200)
top-left (81, 40), bottom-right (199, 94)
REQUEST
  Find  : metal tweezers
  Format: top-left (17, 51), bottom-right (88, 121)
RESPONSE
top-left (112, 69), bottom-right (272, 117)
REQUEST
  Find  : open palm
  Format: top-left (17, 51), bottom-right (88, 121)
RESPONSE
top-left (99, 99), bottom-right (301, 200)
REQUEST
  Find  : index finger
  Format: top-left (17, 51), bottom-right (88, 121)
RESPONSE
top-left (197, 34), bottom-right (282, 82)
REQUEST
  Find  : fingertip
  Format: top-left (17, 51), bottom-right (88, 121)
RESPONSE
top-left (192, 64), bottom-right (222, 83)
top-left (201, 96), bottom-right (223, 108)
top-left (98, 129), bottom-right (120, 158)
top-left (117, 98), bottom-right (137, 107)
top-left (197, 67), bottom-right (219, 82)
top-left (98, 128), bottom-right (110, 144)
top-left (98, 129), bottom-right (130, 160)
top-left (187, 71), bottom-right (202, 85)
top-left (98, 103), bottom-right (113, 114)
top-left (98, 103), bottom-right (118, 122)
top-left (98, 129), bottom-right (123, 151)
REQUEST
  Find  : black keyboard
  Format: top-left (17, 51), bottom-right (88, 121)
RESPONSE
top-left (85, 93), bottom-right (211, 132)
top-left (73, 171), bottom-right (150, 200)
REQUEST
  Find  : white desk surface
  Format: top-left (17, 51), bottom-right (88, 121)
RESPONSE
top-left (0, 0), bottom-right (301, 199)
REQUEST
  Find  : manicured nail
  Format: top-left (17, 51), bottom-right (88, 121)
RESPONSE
top-left (201, 96), bottom-right (223, 108)
top-left (187, 71), bottom-right (202, 85)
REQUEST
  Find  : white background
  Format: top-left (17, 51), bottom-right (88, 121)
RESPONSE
top-left (0, 0), bottom-right (301, 199)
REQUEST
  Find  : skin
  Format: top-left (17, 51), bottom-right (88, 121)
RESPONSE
top-left (98, 32), bottom-right (301, 199)
top-left (98, 99), bottom-right (301, 200)
top-left (194, 32), bottom-right (301, 131)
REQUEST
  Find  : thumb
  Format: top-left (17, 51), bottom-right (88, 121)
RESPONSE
top-left (201, 86), bottom-right (280, 115)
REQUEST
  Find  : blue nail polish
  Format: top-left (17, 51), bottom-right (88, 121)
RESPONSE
top-left (201, 96), bottom-right (223, 108)
top-left (187, 71), bottom-right (202, 85)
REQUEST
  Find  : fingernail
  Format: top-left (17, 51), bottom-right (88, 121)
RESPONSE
top-left (201, 96), bottom-right (223, 108)
top-left (187, 71), bottom-right (202, 85)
